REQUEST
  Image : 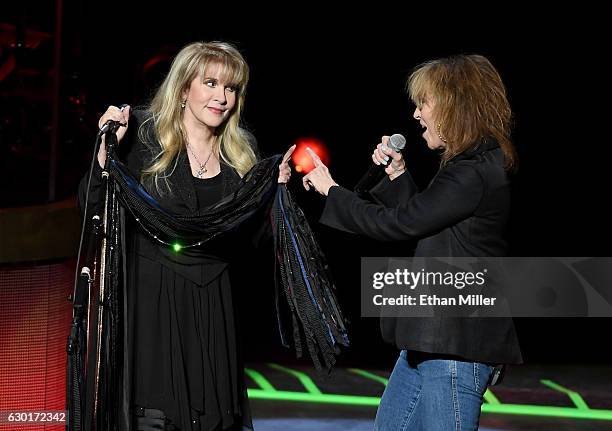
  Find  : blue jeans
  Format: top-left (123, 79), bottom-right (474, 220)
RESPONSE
top-left (374, 350), bottom-right (494, 431)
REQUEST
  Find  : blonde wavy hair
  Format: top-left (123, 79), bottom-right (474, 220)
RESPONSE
top-left (140, 41), bottom-right (256, 192)
top-left (407, 54), bottom-right (517, 171)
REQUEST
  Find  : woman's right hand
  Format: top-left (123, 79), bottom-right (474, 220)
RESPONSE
top-left (97, 105), bottom-right (130, 168)
top-left (372, 135), bottom-right (406, 181)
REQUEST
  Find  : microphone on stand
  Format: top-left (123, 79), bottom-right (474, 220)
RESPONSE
top-left (97, 104), bottom-right (130, 135)
top-left (98, 119), bottom-right (124, 135)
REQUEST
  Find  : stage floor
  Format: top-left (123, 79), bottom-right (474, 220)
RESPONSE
top-left (246, 362), bottom-right (612, 431)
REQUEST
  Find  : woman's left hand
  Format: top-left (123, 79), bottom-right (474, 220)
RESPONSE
top-left (278, 144), bottom-right (296, 183)
top-left (302, 148), bottom-right (338, 196)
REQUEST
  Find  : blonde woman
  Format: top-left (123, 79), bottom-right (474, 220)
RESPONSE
top-left (79, 41), bottom-right (294, 430)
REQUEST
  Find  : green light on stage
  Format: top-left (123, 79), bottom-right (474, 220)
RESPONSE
top-left (172, 243), bottom-right (182, 252)
top-left (243, 366), bottom-right (612, 421)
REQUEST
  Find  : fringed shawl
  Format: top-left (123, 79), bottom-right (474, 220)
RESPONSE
top-left (70, 148), bottom-right (348, 430)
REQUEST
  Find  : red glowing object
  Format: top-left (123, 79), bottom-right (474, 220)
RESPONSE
top-left (292, 137), bottom-right (330, 174)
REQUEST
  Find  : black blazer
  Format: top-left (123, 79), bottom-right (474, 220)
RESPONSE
top-left (320, 139), bottom-right (522, 364)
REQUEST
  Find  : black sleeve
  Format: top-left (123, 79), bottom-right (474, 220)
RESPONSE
top-left (77, 157), bottom-right (105, 217)
top-left (369, 170), bottom-right (419, 207)
top-left (77, 110), bottom-right (151, 216)
top-left (319, 161), bottom-right (484, 241)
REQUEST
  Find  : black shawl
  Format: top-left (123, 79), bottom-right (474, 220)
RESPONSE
top-left (68, 142), bottom-right (348, 430)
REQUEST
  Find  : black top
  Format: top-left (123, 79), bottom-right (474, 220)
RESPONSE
top-left (193, 170), bottom-right (224, 208)
top-left (320, 139), bottom-right (522, 364)
top-left (78, 110), bottom-right (256, 430)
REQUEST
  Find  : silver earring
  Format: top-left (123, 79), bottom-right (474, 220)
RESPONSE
top-left (180, 100), bottom-right (186, 109)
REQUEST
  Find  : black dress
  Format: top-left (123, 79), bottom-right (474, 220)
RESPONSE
top-left (78, 110), bottom-right (256, 430)
top-left (128, 167), bottom-right (252, 430)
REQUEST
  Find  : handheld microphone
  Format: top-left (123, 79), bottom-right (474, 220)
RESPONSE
top-left (355, 133), bottom-right (406, 194)
top-left (354, 134), bottom-right (406, 195)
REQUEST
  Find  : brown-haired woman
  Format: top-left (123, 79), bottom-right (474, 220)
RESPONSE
top-left (303, 54), bottom-right (522, 430)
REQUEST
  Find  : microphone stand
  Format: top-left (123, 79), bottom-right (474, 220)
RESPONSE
top-left (67, 125), bottom-right (121, 431)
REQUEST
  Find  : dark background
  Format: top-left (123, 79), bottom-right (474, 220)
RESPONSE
top-left (2, 3), bottom-right (610, 368)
